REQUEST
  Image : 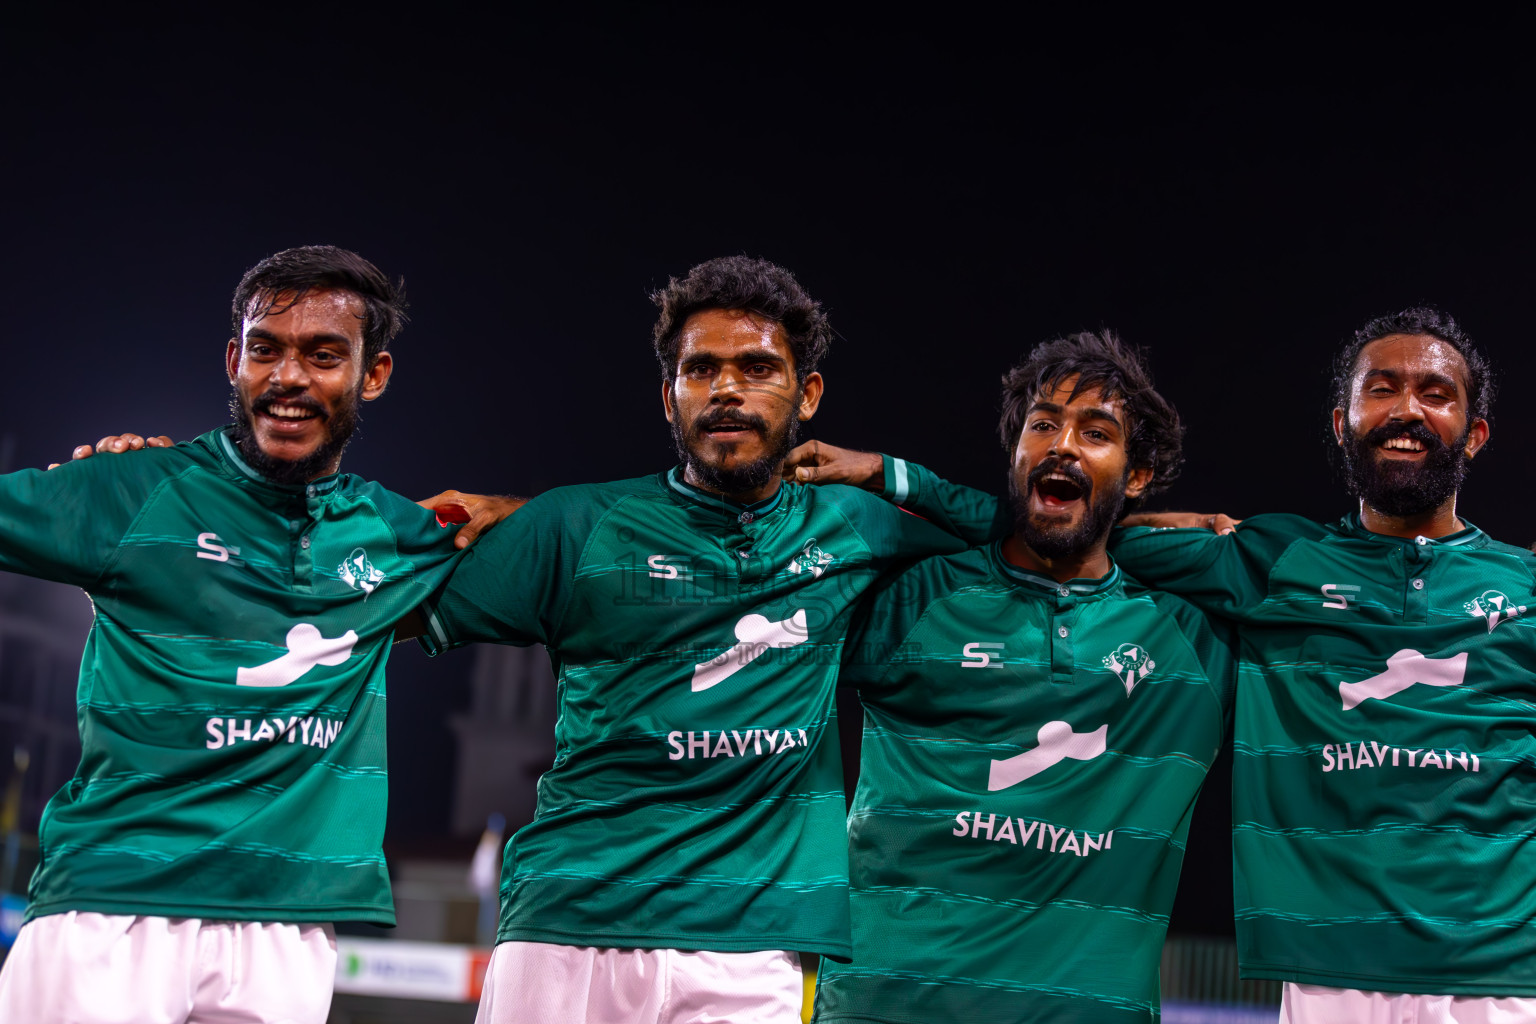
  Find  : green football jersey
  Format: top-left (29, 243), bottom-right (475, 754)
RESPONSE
top-left (1112, 514), bottom-right (1536, 996)
top-left (2, 429), bottom-right (463, 925)
top-left (813, 545), bottom-right (1233, 1023)
top-left (419, 461), bottom-right (1005, 959)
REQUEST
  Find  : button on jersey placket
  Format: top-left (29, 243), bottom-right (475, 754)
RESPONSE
top-left (1051, 592), bottom-right (1076, 684)
top-left (1404, 538), bottom-right (1432, 624)
top-left (293, 496), bottom-right (320, 591)
top-left (733, 508), bottom-right (774, 586)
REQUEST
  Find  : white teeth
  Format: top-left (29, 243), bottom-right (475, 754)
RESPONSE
top-left (267, 406), bottom-right (315, 420)
top-left (1383, 437), bottom-right (1424, 451)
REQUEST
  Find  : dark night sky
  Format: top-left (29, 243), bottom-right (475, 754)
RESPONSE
top-left (3, 13), bottom-right (1533, 935)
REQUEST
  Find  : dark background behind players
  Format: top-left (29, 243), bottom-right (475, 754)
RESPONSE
top-left (2, 12), bottom-right (1533, 941)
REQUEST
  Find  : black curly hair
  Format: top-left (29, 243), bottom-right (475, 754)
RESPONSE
top-left (998, 330), bottom-right (1183, 511)
top-left (232, 245), bottom-right (407, 367)
top-left (1332, 307), bottom-right (1493, 426)
top-left (651, 256), bottom-right (832, 382)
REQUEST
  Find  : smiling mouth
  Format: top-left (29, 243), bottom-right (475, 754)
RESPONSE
top-left (1033, 472), bottom-right (1085, 508)
top-left (258, 401), bottom-right (324, 425)
top-left (1378, 436), bottom-right (1426, 455)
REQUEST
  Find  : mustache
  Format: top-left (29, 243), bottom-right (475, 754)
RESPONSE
top-left (1026, 457), bottom-right (1093, 495)
top-left (693, 408), bottom-right (768, 435)
top-left (1361, 420), bottom-right (1444, 450)
top-left (252, 390), bottom-right (328, 420)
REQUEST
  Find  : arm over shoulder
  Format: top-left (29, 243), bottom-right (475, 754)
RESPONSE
top-left (0, 445), bottom-right (185, 588)
top-left (879, 457), bottom-right (1008, 547)
top-left (417, 484), bottom-right (598, 654)
top-left (1110, 514), bottom-right (1319, 621)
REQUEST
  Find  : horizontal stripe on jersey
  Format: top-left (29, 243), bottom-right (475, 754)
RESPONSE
top-left (5, 429), bottom-right (463, 925)
top-left (420, 464), bottom-right (1004, 958)
top-left (1113, 514), bottom-right (1536, 995)
top-left (814, 544), bottom-right (1232, 1022)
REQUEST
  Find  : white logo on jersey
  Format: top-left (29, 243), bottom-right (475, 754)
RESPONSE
top-left (236, 623), bottom-right (359, 687)
top-left (1101, 643), bottom-right (1154, 695)
top-left (1338, 648), bottom-right (1468, 710)
top-left (1464, 591), bottom-right (1526, 633)
top-left (338, 547), bottom-right (385, 595)
top-left (196, 532), bottom-right (242, 562)
top-left (691, 610), bottom-right (809, 692)
top-left (987, 720), bottom-right (1109, 791)
top-left (1321, 583), bottom-right (1362, 610)
top-left (647, 554), bottom-right (682, 579)
top-left (785, 538), bottom-right (834, 578)
top-left (961, 642), bottom-right (1005, 668)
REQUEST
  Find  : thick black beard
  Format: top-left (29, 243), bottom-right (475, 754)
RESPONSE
top-left (228, 386), bottom-right (361, 485)
top-left (1340, 419), bottom-right (1468, 518)
top-left (671, 398), bottom-right (800, 500)
top-left (1008, 457), bottom-right (1128, 563)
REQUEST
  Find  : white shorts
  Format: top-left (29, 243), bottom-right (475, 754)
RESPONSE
top-left (474, 940), bottom-right (803, 1024)
top-left (1282, 983), bottom-right (1536, 1024)
top-left (0, 911), bottom-right (337, 1024)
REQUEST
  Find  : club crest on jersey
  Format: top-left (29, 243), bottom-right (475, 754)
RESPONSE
top-left (1464, 591), bottom-right (1526, 633)
top-left (338, 547), bottom-right (385, 595)
top-left (1102, 643), bottom-right (1154, 695)
top-left (785, 537), bottom-right (834, 578)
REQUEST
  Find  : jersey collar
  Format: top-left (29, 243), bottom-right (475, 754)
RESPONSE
top-left (988, 540), bottom-right (1123, 598)
top-left (1337, 512), bottom-right (1485, 549)
top-left (663, 466), bottom-right (786, 523)
top-left (213, 427), bottom-right (342, 498)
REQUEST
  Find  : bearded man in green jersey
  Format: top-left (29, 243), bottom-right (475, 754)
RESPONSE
top-left (0, 246), bottom-right (515, 1024)
top-left (1112, 309), bottom-right (1536, 1023)
top-left (416, 256), bottom-right (1007, 1024)
top-left (800, 332), bottom-right (1233, 1023)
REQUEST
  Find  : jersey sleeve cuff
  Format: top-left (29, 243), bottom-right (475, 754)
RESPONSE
top-left (880, 454), bottom-right (917, 505)
top-left (415, 600), bottom-right (457, 657)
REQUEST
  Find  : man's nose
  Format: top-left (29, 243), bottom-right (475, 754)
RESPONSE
top-left (1388, 388), bottom-right (1425, 422)
top-left (1050, 428), bottom-right (1085, 459)
top-left (709, 365), bottom-right (746, 402)
top-left (270, 352), bottom-right (311, 390)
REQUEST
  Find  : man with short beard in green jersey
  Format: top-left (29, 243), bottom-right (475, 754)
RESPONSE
top-left (1113, 309), bottom-right (1536, 1023)
top-left (417, 256), bottom-right (1008, 1024)
top-left (805, 332), bottom-right (1233, 1023)
top-left (0, 246), bottom-right (515, 1024)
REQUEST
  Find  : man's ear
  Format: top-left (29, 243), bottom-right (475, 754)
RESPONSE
top-left (661, 378), bottom-right (677, 424)
top-left (797, 372), bottom-right (824, 422)
top-left (361, 352), bottom-right (393, 402)
top-left (1331, 407), bottom-right (1346, 445)
top-left (226, 339), bottom-right (240, 384)
top-left (1126, 466), bottom-right (1154, 500)
top-left (1464, 417), bottom-right (1490, 459)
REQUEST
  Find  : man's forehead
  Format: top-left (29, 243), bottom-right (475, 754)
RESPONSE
top-left (1354, 333), bottom-right (1470, 388)
top-left (1033, 376), bottom-right (1124, 416)
top-left (243, 287), bottom-right (365, 331)
top-left (678, 309), bottom-right (791, 357)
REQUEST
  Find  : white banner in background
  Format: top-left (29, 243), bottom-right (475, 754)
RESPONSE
top-left (334, 937), bottom-right (490, 1002)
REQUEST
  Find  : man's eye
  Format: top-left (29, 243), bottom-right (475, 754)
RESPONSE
top-left (685, 365), bottom-right (713, 378)
top-left (1029, 421), bottom-right (1055, 431)
top-left (312, 351), bottom-right (343, 366)
top-left (249, 345), bottom-right (276, 359)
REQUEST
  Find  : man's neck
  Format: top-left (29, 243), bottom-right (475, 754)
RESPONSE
top-left (682, 464), bottom-right (782, 506)
top-left (1001, 533), bottom-right (1112, 583)
top-left (1358, 495), bottom-right (1465, 540)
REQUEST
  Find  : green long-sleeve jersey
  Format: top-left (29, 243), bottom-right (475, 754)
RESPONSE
top-left (5, 429), bottom-right (463, 925)
top-left (1112, 514), bottom-right (1536, 996)
top-left (419, 460), bottom-right (1006, 959)
top-left (813, 546), bottom-right (1233, 1023)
